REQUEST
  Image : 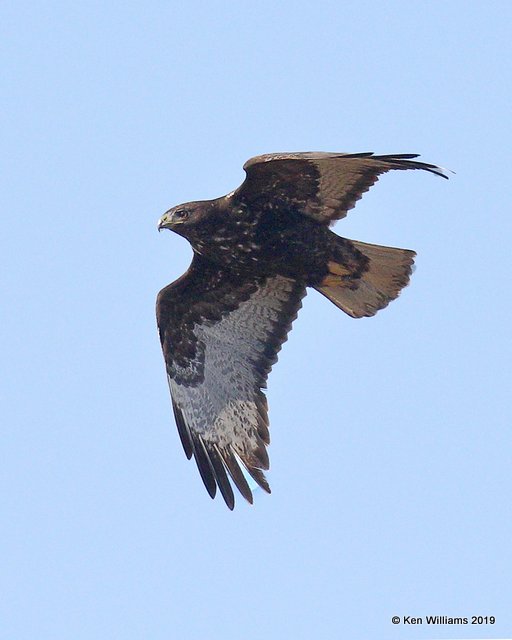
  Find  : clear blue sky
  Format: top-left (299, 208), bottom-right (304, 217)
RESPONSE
top-left (2, 2), bottom-right (511, 639)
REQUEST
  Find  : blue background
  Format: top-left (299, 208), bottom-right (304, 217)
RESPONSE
top-left (2, 2), bottom-right (511, 639)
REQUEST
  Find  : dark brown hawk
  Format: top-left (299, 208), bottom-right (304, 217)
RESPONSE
top-left (156, 152), bottom-right (448, 509)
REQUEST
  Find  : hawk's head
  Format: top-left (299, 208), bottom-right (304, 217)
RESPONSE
top-left (157, 200), bottom-right (215, 236)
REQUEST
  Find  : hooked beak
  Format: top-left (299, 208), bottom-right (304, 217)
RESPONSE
top-left (157, 211), bottom-right (172, 232)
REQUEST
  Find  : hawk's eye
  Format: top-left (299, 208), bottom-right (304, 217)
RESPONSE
top-left (174, 209), bottom-right (189, 221)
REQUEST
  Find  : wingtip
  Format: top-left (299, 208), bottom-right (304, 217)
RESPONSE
top-left (373, 153), bottom-right (453, 179)
top-left (423, 162), bottom-right (453, 180)
top-left (436, 166), bottom-right (455, 180)
top-left (223, 493), bottom-right (235, 510)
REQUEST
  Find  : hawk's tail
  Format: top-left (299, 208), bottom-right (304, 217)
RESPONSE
top-left (315, 240), bottom-right (416, 318)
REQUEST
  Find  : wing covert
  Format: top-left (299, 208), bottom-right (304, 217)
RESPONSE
top-left (235, 151), bottom-right (449, 225)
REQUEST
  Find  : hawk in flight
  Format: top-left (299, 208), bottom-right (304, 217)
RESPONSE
top-left (157, 152), bottom-right (448, 509)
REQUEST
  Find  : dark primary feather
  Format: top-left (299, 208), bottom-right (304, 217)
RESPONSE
top-left (172, 400), bottom-right (193, 459)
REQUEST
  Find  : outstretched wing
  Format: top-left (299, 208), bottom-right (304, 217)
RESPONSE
top-left (234, 151), bottom-right (449, 225)
top-left (156, 253), bottom-right (306, 509)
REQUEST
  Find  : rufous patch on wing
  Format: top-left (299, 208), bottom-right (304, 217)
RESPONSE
top-left (320, 261), bottom-right (353, 286)
top-left (321, 273), bottom-right (345, 287)
top-left (327, 260), bottom-right (352, 276)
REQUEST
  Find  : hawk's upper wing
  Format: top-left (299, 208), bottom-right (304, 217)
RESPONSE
top-left (156, 253), bottom-right (306, 509)
top-left (234, 152), bottom-right (449, 225)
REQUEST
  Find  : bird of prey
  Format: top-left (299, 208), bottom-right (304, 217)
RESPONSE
top-left (156, 152), bottom-right (448, 509)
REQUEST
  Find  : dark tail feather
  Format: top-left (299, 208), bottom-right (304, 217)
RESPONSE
top-left (315, 240), bottom-right (416, 318)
